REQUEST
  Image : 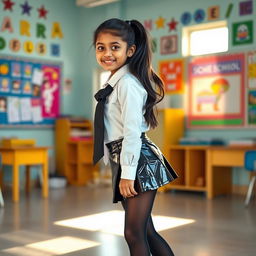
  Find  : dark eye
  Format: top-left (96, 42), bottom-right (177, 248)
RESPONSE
top-left (111, 45), bottom-right (120, 50)
top-left (97, 46), bottom-right (104, 51)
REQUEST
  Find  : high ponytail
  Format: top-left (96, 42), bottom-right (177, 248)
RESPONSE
top-left (128, 20), bottom-right (164, 128)
top-left (93, 18), bottom-right (165, 129)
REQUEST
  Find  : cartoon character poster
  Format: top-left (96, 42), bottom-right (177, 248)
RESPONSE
top-left (159, 59), bottom-right (184, 94)
top-left (41, 66), bottom-right (60, 118)
top-left (188, 53), bottom-right (245, 128)
top-left (232, 20), bottom-right (253, 46)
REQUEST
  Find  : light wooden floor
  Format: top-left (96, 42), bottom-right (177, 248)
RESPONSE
top-left (0, 185), bottom-right (255, 256)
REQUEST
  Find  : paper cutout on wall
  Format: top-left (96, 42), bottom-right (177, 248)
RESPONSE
top-left (0, 96), bottom-right (7, 112)
top-left (51, 22), bottom-right (63, 38)
top-left (20, 97), bottom-right (32, 121)
top-left (239, 0), bottom-right (253, 16)
top-left (23, 40), bottom-right (34, 54)
top-left (225, 3), bottom-right (233, 18)
top-left (208, 6), bottom-right (219, 20)
top-left (194, 9), bottom-right (205, 23)
top-left (180, 12), bottom-right (192, 25)
top-left (64, 79), bottom-right (72, 95)
top-left (152, 38), bottom-right (157, 53)
top-left (232, 20), bottom-right (253, 45)
top-left (20, 20), bottom-right (31, 36)
top-left (51, 44), bottom-right (60, 57)
top-left (32, 68), bottom-right (43, 85)
top-left (188, 53), bottom-right (245, 128)
top-left (248, 91), bottom-right (256, 125)
top-left (144, 19), bottom-right (152, 31)
top-left (37, 24), bottom-right (46, 38)
top-left (167, 18), bottom-right (178, 32)
top-left (2, 0), bottom-right (15, 12)
top-left (38, 5), bottom-right (48, 19)
top-left (0, 38), bottom-right (6, 50)
top-left (36, 42), bottom-right (47, 55)
top-left (155, 16), bottom-right (165, 29)
top-left (7, 96), bottom-right (20, 123)
top-left (0, 62), bottom-right (9, 76)
top-left (9, 39), bottom-right (21, 52)
top-left (1, 16), bottom-right (13, 33)
top-left (0, 77), bottom-right (10, 92)
top-left (31, 98), bottom-right (43, 123)
top-left (160, 35), bottom-right (177, 55)
top-left (159, 59), bottom-right (184, 94)
top-left (20, 1), bottom-right (33, 16)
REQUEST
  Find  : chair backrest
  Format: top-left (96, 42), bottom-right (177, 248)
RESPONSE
top-left (245, 151), bottom-right (256, 172)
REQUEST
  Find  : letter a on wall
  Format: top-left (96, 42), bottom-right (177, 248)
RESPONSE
top-left (51, 22), bottom-right (63, 38)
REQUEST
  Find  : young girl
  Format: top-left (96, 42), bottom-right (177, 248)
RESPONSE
top-left (93, 18), bottom-right (178, 256)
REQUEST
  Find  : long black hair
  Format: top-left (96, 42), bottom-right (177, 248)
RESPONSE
top-left (93, 18), bottom-right (164, 129)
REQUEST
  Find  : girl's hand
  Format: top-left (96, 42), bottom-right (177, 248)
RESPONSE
top-left (119, 179), bottom-right (138, 198)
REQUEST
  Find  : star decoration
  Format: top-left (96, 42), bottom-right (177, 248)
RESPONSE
top-left (2, 0), bottom-right (15, 11)
top-left (20, 1), bottom-right (32, 16)
top-left (37, 5), bottom-right (48, 19)
top-left (167, 18), bottom-right (179, 32)
top-left (155, 16), bottom-right (165, 29)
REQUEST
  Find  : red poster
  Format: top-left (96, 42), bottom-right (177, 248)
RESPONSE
top-left (159, 59), bottom-right (184, 94)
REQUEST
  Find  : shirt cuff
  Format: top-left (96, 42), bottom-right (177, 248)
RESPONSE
top-left (121, 164), bottom-right (137, 180)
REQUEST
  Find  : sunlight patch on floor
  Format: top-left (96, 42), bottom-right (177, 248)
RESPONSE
top-left (54, 210), bottom-right (195, 236)
top-left (2, 236), bottom-right (100, 255)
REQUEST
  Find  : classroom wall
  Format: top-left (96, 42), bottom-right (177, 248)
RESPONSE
top-left (79, 0), bottom-right (256, 186)
top-left (0, 0), bottom-right (85, 181)
top-left (1, 0), bottom-right (255, 186)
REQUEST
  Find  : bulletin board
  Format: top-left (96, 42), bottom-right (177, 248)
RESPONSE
top-left (0, 55), bottom-right (62, 128)
top-left (187, 53), bottom-right (245, 128)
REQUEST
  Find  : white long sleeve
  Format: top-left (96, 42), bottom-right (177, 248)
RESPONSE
top-left (103, 65), bottom-right (149, 180)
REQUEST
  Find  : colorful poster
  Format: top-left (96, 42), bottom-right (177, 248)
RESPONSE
top-left (248, 90), bottom-right (256, 125)
top-left (188, 53), bottom-right (245, 128)
top-left (41, 66), bottom-right (60, 118)
top-left (232, 20), bottom-right (253, 45)
top-left (159, 59), bottom-right (184, 94)
top-left (248, 51), bottom-right (256, 89)
top-left (239, 0), bottom-right (253, 16)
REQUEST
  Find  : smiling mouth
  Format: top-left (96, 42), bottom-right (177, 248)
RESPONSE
top-left (102, 59), bottom-right (115, 65)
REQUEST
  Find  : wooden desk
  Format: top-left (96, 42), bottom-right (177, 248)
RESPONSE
top-left (0, 146), bottom-right (49, 202)
top-left (165, 145), bottom-right (256, 199)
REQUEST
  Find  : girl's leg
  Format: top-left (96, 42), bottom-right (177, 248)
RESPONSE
top-left (147, 216), bottom-right (175, 256)
top-left (121, 190), bottom-right (157, 256)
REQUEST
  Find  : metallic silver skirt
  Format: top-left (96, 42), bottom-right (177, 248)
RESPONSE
top-left (106, 133), bottom-right (178, 203)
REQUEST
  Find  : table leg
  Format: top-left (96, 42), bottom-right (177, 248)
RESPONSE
top-left (206, 150), bottom-right (213, 199)
top-left (13, 164), bottom-right (19, 202)
top-left (25, 165), bottom-right (31, 194)
top-left (42, 153), bottom-right (48, 198)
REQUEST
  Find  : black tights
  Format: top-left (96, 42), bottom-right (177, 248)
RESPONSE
top-left (121, 190), bottom-right (175, 256)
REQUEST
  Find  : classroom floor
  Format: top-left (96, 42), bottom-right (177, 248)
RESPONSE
top-left (0, 185), bottom-right (255, 256)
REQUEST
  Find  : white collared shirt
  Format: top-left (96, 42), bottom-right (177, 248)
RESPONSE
top-left (103, 64), bottom-right (149, 180)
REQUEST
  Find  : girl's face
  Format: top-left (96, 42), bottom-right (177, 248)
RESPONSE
top-left (95, 32), bottom-right (135, 75)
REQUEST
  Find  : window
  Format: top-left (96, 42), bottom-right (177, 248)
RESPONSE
top-left (182, 21), bottom-right (228, 56)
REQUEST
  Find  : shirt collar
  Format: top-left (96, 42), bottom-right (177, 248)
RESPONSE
top-left (106, 64), bottom-right (129, 88)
